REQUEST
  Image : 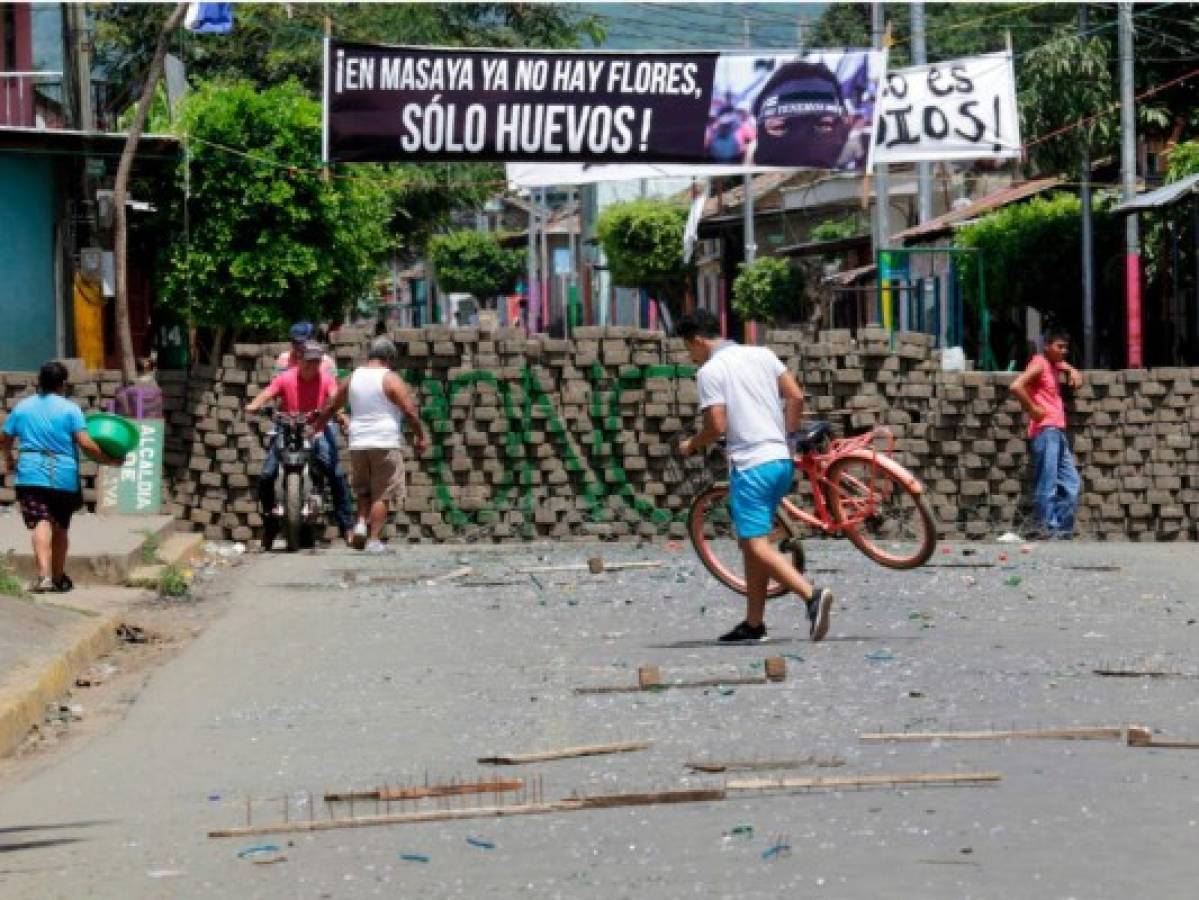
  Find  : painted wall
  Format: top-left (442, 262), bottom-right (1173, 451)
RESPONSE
top-left (0, 155), bottom-right (57, 370)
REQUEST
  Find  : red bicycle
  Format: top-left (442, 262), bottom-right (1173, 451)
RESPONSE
top-left (687, 420), bottom-right (937, 598)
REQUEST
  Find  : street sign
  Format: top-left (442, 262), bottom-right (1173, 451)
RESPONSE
top-left (98, 419), bottom-right (164, 515)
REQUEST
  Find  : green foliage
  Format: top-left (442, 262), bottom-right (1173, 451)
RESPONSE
top-left (807, 3), bottom-right (1073, 69)
top-left (139, 530), bottom-right (162, 565)
top-left (1167, 141), bottom-right (1199, 182)
top-left (96, 3), bottom-right (604, 102)
top-left (810, 218), bottom-right (860, 243)
top-left (157, 79), bottom-right (391, 335)
top-left (1018, 30), bottom-right (1115, 175)
top-left (428, 230), bottom-right (525, 299)
top-left (0, 563), bottom-right (24, 598)
top-left (731, 256), bottom-right (804, 326)
top-left (954, 192), bottom-right (1120, 326)
top-left (595, 199), bottom-right (691, 314)
top-left (157, 564), bottom-right (191, 599)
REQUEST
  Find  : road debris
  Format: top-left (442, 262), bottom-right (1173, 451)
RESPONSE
top-left (860, 725), bottom-right (1127, 743)
top-left (478, 741), bottom-right (651, 765)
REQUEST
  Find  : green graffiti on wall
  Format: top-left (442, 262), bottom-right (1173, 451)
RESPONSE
top-left (408, 363), bottom-right (698, 531)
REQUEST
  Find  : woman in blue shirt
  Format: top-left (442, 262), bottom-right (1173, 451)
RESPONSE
top-left (0, 362), bottom-right (124, 592)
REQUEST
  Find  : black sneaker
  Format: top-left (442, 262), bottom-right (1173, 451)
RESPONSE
top-left (718, 620), bottom-right (768, 643)
top-left (53, 574), bottom-right (74, 593)
top-left (806, 588), bottom-right (833, 642)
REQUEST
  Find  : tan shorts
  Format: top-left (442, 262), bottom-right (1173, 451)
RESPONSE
top-left (350, 448), bottom-right (406, 502)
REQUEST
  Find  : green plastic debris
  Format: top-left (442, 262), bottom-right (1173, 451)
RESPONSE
top-left (1004, 575), bottom-right (1022, 587)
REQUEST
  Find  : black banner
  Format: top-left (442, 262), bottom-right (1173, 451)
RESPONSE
top-left (324, 42), bottom-right (884, 170)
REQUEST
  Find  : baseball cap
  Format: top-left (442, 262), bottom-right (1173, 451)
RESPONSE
top-left (289, 322), bottom-right (315, 343)
top-left (301, 341), bottom-right (324, 361)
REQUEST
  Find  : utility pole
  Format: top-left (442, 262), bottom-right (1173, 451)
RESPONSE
top-left (870, 4), bottom-right (891, 259)
top-left (910, 2), bottom-right (932, 224)
top-left (1079, 4), bottom-right (1096, 367)
top-left (742, 14), bottom-right (755, 268)
top-left (539, 187), bottom-right (550, 334)
top-left (526, 192), bottom-right (537, 331)
top-left (1118, 2), bottom-right (1142, 367)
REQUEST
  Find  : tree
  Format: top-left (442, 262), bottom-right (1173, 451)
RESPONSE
top-left (1166, 140), bottom-right (1199, 181)
top-left (595, 199), bottom-right (691, 314)
top-left (95, 3), bottom-right (604, 106)
top-left (731, 256), bottom-right (805, 326)
top-left (1017, 29), bottom-right (1115, 175)
top-left (97, 4), bottom-right (601, 258)
top-left (156, 80), bottom-right (392, 349)
top-left (954, 192), bottom-right (1121, 330)
top-left (428, 230), bottom-right (525, 299)
top-left (112, 1), bottom-right (188, 383)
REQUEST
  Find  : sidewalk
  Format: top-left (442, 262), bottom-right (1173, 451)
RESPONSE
top-left (0, 511), bottom-right (174, 585)
top-left (0, 585), bottom-right (150, 758)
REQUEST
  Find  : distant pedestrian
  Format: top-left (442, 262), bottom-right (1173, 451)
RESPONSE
top-left (0, 361), bottom-right (125, 592)
top-left (676, 310), bottom-right (833, 643)
top-left (313, 338), bottom-right (427, 553)
top-left (1009, 330), bottom-right (1083, 538)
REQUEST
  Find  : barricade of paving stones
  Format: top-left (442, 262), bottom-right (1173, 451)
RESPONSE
top-left (2, 326), bottom-right (1197, 543)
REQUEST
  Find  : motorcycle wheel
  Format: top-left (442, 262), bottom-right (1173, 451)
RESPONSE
top-left (284, 471), bottom-right (304, 552)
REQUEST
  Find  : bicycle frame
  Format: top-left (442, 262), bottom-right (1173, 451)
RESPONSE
top-left (776, 427), bottom-right (923, 536)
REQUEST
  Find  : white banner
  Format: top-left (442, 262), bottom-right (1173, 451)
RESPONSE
top-left (506, 162), bottom-right (786, 188)
top-left (874, 53), bottom-right (1020, 164)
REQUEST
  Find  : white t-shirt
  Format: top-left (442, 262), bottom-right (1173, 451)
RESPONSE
top-left (697, 342), bottom-right (790, 471)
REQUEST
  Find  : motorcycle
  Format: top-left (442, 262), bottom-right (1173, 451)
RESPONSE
top-left (266, 411), bottom-right (325, 552)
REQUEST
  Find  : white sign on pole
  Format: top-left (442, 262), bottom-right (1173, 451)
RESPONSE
top-left (874, 53), bottom-right (1020, 164)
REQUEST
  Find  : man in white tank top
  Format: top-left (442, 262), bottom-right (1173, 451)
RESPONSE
top-left (313, 338), bottom-right (427, 552)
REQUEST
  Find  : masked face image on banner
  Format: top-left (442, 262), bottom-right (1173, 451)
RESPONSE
top-left (704, 51), bottom-right (879, 171)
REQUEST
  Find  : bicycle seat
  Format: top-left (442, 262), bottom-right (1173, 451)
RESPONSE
top-left (792, 420), bottom-right (833, 452)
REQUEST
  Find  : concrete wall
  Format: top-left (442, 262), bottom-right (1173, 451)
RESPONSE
top-left (3, 326), bottom-right (1197, 544)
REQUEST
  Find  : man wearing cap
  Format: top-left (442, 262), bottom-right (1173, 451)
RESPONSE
top-left (275, 322), bottom-right (337, 378)
top-left (313, 337), bottom-right (426, 553)
top-left (247, 341), bottom-right (353, 548)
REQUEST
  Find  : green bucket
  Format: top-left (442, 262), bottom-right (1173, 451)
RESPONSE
top-left (86, 413), bottom-right (140, 458)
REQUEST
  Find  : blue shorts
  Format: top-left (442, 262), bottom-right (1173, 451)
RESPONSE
top-left (728, 458), bottom-right (794, 540)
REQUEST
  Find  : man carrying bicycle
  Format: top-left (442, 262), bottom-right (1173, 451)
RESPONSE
top-left (677, 310), bottom-right (833, 643)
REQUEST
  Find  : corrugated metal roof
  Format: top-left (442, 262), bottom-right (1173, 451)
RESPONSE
top-left (1112, 173), bottom-right (1199, 213)
top-left (778, 233), bottom-right (871, 257)
top-left (892, 176), bottom-right (1063, 245)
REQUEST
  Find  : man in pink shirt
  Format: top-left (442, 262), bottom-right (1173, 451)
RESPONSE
top-left (247, 342), bottom-right (353, 547)
top-left (1009, 330), bottom-right (1084, 538)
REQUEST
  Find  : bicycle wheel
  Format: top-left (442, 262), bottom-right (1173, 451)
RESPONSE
top-left (687, 483), bottom-right (804, 598)
top-left (826, 454), bottom-right (936, 569)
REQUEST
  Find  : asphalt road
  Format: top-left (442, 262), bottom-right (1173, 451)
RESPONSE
top-left (1, 538), bottom-right (1198, 899)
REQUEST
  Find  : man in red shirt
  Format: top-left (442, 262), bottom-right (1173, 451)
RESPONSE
top-left (1009, 330), bottom-right (1084, 538)
top-left (247, 342), bottom-right (353, 548)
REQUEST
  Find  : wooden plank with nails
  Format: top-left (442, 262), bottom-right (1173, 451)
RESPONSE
top-left (324, 779), bottom-right (524, 803)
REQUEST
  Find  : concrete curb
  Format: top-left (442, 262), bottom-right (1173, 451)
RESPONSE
top-left (0, 612), bottom-right (121, 759)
